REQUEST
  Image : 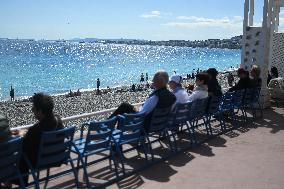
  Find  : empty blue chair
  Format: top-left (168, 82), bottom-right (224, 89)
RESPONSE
top-left (170, 102), bottom-right (195, 150)
top-left (146, 106), bottom-right (174, 158)
top-left (206, 95), bottom-right (226, 134)
top-left (0, 137), bottom-right (27, 189)
top-left (190, 97), bottom-right (211, 142)
top-left (219, 92), bottom-right (237, 128)
top-left (114, 112), bottom-right (150, 174)
top-left (72, 117), bottom-right (118, 188)
top-left (28, 126), bottom-right (78, 188)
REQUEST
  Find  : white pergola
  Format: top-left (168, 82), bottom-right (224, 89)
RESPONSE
top-left (242, 0), bottom-right (284, 107)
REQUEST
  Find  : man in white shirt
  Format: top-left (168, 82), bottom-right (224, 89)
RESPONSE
top-left (110, 71), bottom-right (176, 122)
top-left (169, 75), bottom-right (189, 104)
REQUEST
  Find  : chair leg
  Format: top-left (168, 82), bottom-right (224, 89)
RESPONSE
top-left (145, 136), bottom-right (154, 161)
top-left (69, 159), bottom-right (80, 189)
top-left (43, 168), bottom-right (50, 189)
top-left (116, 145), bottom-right (126, 175)
top-left (16, 169), bottom-right (25, 189)
top-left (78, 154), bottom-right (90, 189)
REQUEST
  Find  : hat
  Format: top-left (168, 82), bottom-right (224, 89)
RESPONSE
top-left (169, 75), bottom-right (182, 84)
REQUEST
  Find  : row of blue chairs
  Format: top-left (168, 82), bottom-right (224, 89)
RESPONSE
top-left (0, 87), bottom-right (262, 188)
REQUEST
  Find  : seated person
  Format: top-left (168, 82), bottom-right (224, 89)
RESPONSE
top-left (0, 114), bottom-right (11, 142)
top-left (229, 68), bottom-right (251, 92)
top-left (250, 65), bottom-right (262, 88)
top-left (267, 66), bottom-right (279, 85)
top-left (188, 72), bottom-right (209, 102)
top-left (109, 70), bottom-right (176, 132)
top-left (207, 68), bottom-right (222, 96)
top-left (18, 93), bottom-right (64, 184)
top-left (168, 75), bottom-right (189, 104)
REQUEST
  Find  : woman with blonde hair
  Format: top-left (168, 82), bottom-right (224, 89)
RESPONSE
top-left (250, 65), bottom-right (262, 88)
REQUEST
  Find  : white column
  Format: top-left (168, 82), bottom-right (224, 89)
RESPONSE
top-left (249, 0), bottom-right (254, 26)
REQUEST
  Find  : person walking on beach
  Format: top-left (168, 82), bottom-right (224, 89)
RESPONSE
top-left (140, 73), bottom-right (145, 82)
top-left (10, 86), bottom-right (15, 101)
top-left (97, 78), bottom-right (101, 94)
top-left (227, 72), bottom-right (234, 87)
top-left (146, 73), bottom-right (149, 81)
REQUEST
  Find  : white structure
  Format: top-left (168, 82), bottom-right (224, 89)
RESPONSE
top-left (241, 0), bottom-right (284, 107)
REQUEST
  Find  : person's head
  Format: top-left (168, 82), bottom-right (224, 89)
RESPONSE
top-left (237, 68), bottom-right (248, 79)
top-left (195, 72), bottom-right (209, 86)
top-left (206, 68), bottom-right (218, 79)
top-left (271, 66), bottom-right (279, 78)
top-left (152, 70), bottom-right (169, 89)
top-left (169, 75), bottom-right (182, 90)
top-left (31, 93), bottom-right (54, 121)
top-left (250, 65), bottom-right (261, 79)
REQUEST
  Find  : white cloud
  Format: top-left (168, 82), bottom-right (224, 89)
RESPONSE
top-left (171, 15), bottom-right (242, 28)
top-left (140, 11), bottom-right (161, 18)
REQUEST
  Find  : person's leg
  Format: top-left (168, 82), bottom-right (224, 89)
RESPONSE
top-left (109, 102), bottom-right (136, 118)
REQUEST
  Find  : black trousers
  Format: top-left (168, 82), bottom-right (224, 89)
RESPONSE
top-left (109, 102), bottom-right (137, 118)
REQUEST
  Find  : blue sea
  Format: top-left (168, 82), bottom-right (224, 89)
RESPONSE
top-left (0, 39), bottom-right (241, 100)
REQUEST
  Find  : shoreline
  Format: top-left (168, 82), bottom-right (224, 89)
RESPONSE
top-left (0, 72), bottom-right (233, 128)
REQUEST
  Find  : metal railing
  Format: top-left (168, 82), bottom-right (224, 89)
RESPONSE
top-left (11, 102), bottom-right (143, 131)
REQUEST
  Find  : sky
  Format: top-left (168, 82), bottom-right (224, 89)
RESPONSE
top-left (0, 0), bottom-right (283, 40)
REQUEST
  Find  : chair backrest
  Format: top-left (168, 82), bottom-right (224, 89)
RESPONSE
top-left (232, 89), bottom-right (245, 107)
top-left (84, 117), bottom-right (117, 153)
top-left (0, 137), bottom-right (23, 181)
top-left (243, 88), bottom-right (254, 105)
top-left (251, 87), bottom-right (261, 103)
top-left (148, 106), bottom-right (173, 133)
top-left (207, 95), bottom-right (222, 114)
top-left (117, 112), bottom-right (145, 142)
top-left (190, 97), bottom-right (209, 119)
top-left (173, 102), bottom-right (192, 126)
top-left (220, 92), bottom-right (234, 110)
top-left (36, 126), bottom-right (75, 169)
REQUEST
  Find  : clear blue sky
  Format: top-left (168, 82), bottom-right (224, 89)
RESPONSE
top-left (0, 0), bottom-right (273, 40)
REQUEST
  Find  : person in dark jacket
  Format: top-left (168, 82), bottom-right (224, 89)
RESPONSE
top-left (229, 68), bottom-right (251, 92)
top-left (17, 93), bottom-right (63, 185)
top-left (110, 71), bottom-right (176, 131)
top-left (206, 68), bottom-right (222, 96)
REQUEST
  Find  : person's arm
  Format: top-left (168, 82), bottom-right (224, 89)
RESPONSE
top-left (188, 91), bottom-right (199, 102)
top-left (139, 95), bottom-right (158, 114)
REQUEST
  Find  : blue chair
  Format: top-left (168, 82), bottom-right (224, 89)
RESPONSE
top-left (0, 137), bottom-right (27, 188)
top-left (145, 106), bottom-right (175, 157)
top-left (219, 92), bottom-right (237, 128)
top-left (232, 89), bottom-right (246, 123)
top-left (170, 102), bottom-right (195, 150)
top-left (114, 112), bottom-right (150, 174)
top-left (28, 126), bottom-right (78, 188)
top-left (72, 117), bottom-right (118, 188)
top-left (250, 87), bottom-right (263, 119)
top-left (189, 97), bottom-right (211, 142)
top-left (206, 95), bottom-right (226, 134)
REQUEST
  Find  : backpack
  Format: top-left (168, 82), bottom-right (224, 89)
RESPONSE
top-left (0, 114), bottom-right (11, 142)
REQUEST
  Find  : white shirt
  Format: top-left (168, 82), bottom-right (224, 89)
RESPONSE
top-left (139, 95), bottom-right (158, 114)
top-left (188, 86), bottom-right (208, 102)
top-left (172, 87), bottom-right (189, 104)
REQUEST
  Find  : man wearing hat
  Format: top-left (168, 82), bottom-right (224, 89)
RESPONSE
top-left (169, 75), bottom-right (189, 104)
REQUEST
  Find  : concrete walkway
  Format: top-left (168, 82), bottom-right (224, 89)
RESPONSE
top-left (107, 106), bottom-right (284, 189)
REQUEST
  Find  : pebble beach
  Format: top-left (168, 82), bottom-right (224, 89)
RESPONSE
top-left (0, 72), bottom-right (232, 128)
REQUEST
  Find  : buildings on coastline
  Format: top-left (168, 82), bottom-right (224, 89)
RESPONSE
top-left (99, 35), bottom-right (242, 49)
top-left (0, 35), bottom-right (242, 50)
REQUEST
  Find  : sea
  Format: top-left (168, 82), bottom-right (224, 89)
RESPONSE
top-left (0, 39), bottom-right (241, 101)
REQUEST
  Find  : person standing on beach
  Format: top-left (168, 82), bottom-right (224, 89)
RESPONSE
top-left (10, 86), bottom-right (15, 101)
top-left (97, 78), bottom-right (101, 94)
top-left (140, 73), bottom-right (145, 82)
top-left (146, 73), bottom-right (149, 81)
